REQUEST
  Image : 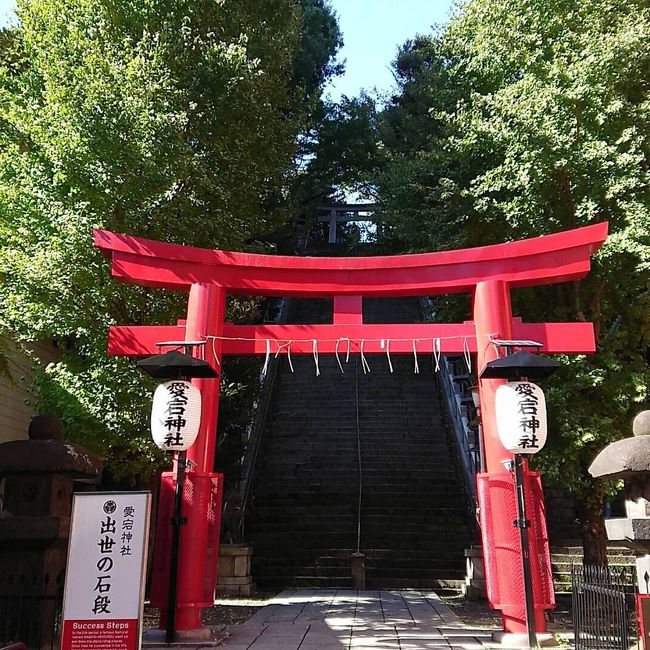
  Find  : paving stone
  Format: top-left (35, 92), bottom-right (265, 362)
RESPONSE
top-left (377, 591), bottom-right (414, 627)
top-left (436, 636), bottom-right (485, 647)
top-left (441, 628), bottom-right (492, 638)
top-left (245, 604), bottom-right (281, 625)
top-left (221, 623), bottom-right (268, 645)
top-left (401, 590), bottom-right (447, 625)
top-left (296, 589), bottom-right (339, 621)
top-left (421, 592), bottom-right (463, 625)
top-left (216, 589), bottom-right (501, 650)
top-left (349, 639), bottom-right (400, 649)
top-left (397, 627), bottom-right (446, 638)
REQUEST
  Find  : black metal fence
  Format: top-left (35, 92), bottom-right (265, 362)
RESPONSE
top-left (572, 564), bottom-right (635, 650)
top-left (0, 572), bottom-right (63, 650)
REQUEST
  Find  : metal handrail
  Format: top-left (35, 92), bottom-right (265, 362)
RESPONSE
top-left (438, 356), bottom-right (478, 504)
top-left (417, 298), bottom-right (478, 506)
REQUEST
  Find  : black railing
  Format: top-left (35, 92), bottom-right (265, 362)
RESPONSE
top-left (0, 571), bottom-right (63, 650)
top-left (418, 298), bottom-right (480, 502)
top-left (438, 355), bottom-right (479, 496)
top-left (572, 564), bottom-right (634, 650)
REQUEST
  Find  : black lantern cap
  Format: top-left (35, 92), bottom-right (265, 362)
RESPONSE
top-left (479, 350), bottom-right (561, 381)
top-left (136, 350), bottom-right (218, 379)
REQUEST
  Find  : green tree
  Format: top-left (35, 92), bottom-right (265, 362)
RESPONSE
top-left (292, 94), bottom-right (379, 220)
top-left (378, 35), bottom-right (478, 252)
top-left (0, 0), bottom-right (341, 481)
top-left (379, 0), bottom-right (650, 561)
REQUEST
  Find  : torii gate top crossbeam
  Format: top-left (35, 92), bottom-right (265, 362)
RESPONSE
top-left (93, 223), bottom-right (608, 297)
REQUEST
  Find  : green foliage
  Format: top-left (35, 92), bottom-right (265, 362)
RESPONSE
top-left (378, 0), bottom-right (650, 523)
top-left (445, 0), bottom-right (650, 243)
top-left (295, 95), bottom-right (380, 209)
top-left (378, 35), bottom-right (479, 251)
top-left (292, 0), bottom-right (343, 104)
top-left (0, 0), bottom-right (341, 482)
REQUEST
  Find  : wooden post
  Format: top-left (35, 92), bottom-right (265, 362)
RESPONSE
top-left (328, 207), bottom-right (337, 244)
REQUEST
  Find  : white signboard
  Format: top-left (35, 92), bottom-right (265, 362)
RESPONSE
top-left (495, 381), bottom-right (547, 454)
top-left (60, 492), bottom-right (151, 650)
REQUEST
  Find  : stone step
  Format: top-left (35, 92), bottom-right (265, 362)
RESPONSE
top-left (256, 483), bottom-right (462, 493)
top-left (261, 444), bottom-right (452, 454)
top-left (251, 518), bottom-right (471, 533)
top-left (255, 475), bottom-right (460, 486)
top-left (264, 451), bottom-right (452, 458)
top-left (550, 544), bottom-right (635, 557)
top-left (257, 470), bottom-right (457, 479)
top-left (253, 555), bottom-right (466, 571)
top-left (268, 427), bottom-right (449, 435)
top-left (254, 575), bottom-right (466, 590)
top-left (250, 502), bottom-right (466, 513)
top-left (249, 547), bottom-right (471, 561)
top-left (249, 505), bottom-right (468, 519)
top-left (551, 558), bottom-right (635, 570)
top-left (549, 544), bottom-right (637, 592)
top-left (249, 523), bottom-right (469, 537)
top-left (250, 534), bottom-right (472, 551)
top-left (249, 514), bottom-right (463, 524)
top-left (257, 464), bottom-right (458, 474)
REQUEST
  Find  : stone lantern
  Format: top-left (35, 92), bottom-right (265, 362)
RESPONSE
top-left (589, 410), bottom-right (650, 590)
top-left (0, 414), bottom-right (102, 647)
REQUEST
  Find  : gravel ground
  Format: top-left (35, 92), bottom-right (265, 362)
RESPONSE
top-left (440, 593), bottom-right (574, 632)
top-left (143, 594), bottom-right (276, 630)
top-left (440, 594), bottom-right (501, 628)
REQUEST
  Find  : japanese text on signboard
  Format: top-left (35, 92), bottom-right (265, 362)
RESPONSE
top-left (92, 501), bottom-right (138, 615)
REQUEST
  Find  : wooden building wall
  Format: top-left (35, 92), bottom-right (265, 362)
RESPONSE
top-left (0, 339), bottom-right (61, 443)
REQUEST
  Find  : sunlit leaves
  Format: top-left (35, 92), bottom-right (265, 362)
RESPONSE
top-left (378, 0), bottom-right (650, 510)
top-left (0, 0), bottom-right (341, 481)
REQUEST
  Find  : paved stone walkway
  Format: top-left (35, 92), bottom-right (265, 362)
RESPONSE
top-left (219, 589), bottom-right (500, 650)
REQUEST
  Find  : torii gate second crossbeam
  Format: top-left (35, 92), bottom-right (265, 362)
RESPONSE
top-left (94, 221), bottom-right (608, 640)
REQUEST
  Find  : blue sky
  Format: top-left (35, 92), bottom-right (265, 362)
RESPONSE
top-left (0, 0), bottom-right (456, 100)
top-left (0, 0), bottom-right (13, 26)
top-left (326, 0), bottom-right (455, 100)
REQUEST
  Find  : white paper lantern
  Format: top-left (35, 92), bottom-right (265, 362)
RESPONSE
top-left (151, 380), bottom-right (202, 451)
top-left (495, 381), bottom-right (547, 454)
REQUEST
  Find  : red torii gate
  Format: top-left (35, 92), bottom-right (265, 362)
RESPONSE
top-left (94, 221), bottom-right (608, 639)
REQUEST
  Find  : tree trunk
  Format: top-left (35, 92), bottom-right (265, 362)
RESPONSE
top-left (579, 486), bottom-right (608, 565)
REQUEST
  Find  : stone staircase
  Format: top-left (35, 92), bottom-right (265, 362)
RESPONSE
top-left (245, 297), bottom-right (474, 590)
top-left (550, 543), bottom-right (636, 594)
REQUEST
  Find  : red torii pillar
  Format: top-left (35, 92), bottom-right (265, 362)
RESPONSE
top-left (94, 222), bottom-right (608, 638)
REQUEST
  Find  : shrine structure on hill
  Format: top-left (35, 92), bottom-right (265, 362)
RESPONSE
top-left (94, 221), bottom-right (608, 639)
